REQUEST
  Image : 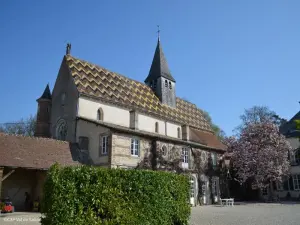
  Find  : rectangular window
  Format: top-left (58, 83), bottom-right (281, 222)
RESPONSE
top-left (212, 178), bottom-right (217, 194)
top-left (262, 187), bottom-right (268, 196)
top-left (276, 181), bottom-right (283, 191)
top-left (190, 177), bottom-right (195, 198)
top-left (293, 175), bottom-right (300, 190)
top-left (182, 148), bottom-right (189, 168)
top-left (101, 136), bottom-right (108, 155)
top-left (79, 136), bottom-right (89, 150)
top-left (212, 153), bottom-right (217, 166)
top-left (131, 139), bottom-right (139, 156)
top-left (290, 150), bottom-right (296, 165)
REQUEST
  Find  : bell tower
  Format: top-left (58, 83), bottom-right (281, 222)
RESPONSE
top-left (145, 33), bottom-right (176, 107)
top-left (35, 84), bottom-right (52, 137)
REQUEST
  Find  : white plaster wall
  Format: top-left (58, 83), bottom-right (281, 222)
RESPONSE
top-left (78, 97), bottom-right (130, 127)
top-left (288, 138), bottom-right (300, 149)
top-left (166, 121), bottom-right (181, 138)
top-left (76, 120), bottom-right (110, 165)
top-left (138, 114), bottom-right (165, 134)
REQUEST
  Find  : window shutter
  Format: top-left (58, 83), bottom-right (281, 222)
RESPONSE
top-left (189, 148), bottom-right (194, 169)
top-left (107, 136), bottom-right (111, 154)
top-left (283, 179), bottom-right (289, 191)
top-left (289, 177), bottom-right (294, 191)
top-left (99, 136), bottom-right (102, 157)
top-left (272, 181), bottom-right (277, 191)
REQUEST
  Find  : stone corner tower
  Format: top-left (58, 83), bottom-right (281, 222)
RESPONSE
top-left (35, 84), bottom-right (52, 138)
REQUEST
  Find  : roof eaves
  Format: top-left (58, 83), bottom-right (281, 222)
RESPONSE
top-left (77, 116), bottom-right (225, 153)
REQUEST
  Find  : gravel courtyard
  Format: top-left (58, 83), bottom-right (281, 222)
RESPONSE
top-left (191, 203), bottom-right (300, 225)
top-left (1, 203), bottom-right (300, 225)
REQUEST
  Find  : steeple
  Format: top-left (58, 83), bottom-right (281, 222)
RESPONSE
top-left (144, 38), bottom-right (175, 83)
top-left (145, 33), bottom-right (177, 108)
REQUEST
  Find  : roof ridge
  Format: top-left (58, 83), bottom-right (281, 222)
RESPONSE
top-left (66, 55), bottom-right (149, 87)
top-left (0, 132), bottom-right (69, 144)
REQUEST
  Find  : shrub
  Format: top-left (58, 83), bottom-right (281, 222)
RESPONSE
top-left (41, 164), bottom-right (190, 225)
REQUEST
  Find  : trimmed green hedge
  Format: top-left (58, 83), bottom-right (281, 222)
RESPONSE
top-left (41, 164), bottom-right (190, 225)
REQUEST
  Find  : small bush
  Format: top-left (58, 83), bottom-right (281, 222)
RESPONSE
top-left (41, 164), bottom-right (190, 225)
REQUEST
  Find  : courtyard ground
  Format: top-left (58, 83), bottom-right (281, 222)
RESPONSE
top-left (1, 203), bottom-right (300, 225)
top-left (191, 203), bottom-right (300, 225)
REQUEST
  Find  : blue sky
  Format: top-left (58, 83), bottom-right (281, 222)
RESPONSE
top-left (1, 0), bottom-right (300, 135)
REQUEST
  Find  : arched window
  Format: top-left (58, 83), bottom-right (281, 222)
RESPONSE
top-left (165, 80), bottom-right (168, 87)
top-left (155, 122), bottom-right (159, 133)
top-left (162, 145), bottom-right (167, 156)
top-left (56, 119), bottom-right (67, 141)
top-left (177, 127), bottom-right (181, 138)
top-left (169, 81), bottom-right (172, 89)
top-left (97, 108), bottom-right (103, 121)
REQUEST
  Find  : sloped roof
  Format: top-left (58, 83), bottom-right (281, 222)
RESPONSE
top-left (280, 111), bottom-right (300, 137)
top-left (144, 39), bottom-right (175, 83)
top-left (0, 133), bottom-right (80, 169)
top-left (38, 84), bottom-right (52, 100)
top-left (78, 116), bottom-right (226, 152)
top-left (65, 55), bottom-right (212, 132)
top-left (189, 127), bottom-right (227, 150)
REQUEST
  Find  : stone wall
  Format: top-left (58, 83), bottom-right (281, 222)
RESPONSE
top-left (111, 133), bottom-right (151, 168)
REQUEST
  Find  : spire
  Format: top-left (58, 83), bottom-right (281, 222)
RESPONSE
top-left (144, 37), bottom-right (175, 83)
top-left (38, 84), bottom-right (52, 100)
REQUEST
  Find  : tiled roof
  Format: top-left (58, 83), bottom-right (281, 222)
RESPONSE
top-left (0, 133), bottom-right (80, 169)
top-left (65, 55), bottom-right (212, 131)
top-left (189, 127), bottom-right (227, 151)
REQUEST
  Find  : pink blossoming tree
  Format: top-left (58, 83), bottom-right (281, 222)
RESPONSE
top-left (226, 121), bottom-right (291, 190)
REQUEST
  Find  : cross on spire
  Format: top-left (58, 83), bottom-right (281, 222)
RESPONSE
top-left (157, 25), bottom-right (160, 41)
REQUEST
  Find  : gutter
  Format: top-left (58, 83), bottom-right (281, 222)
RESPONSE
top-left (77, 116), bottom-right (226, 153)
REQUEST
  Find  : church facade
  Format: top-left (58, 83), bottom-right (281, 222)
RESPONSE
top-left (36, 38), bottom-right (226, 206)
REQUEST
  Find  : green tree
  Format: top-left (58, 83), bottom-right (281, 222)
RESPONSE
top-left (202, 110), bottom-right (226, 140)
top-left (0, 115), bottom-right (36, 137)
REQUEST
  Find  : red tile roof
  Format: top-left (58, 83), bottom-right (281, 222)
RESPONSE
top-left (0, 133), bottom-right (80, 169)
top-left (189, 127), bottom-right (227, 151)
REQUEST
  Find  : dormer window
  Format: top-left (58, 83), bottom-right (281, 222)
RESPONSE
top-left (150, 81), bottom-right (153, 88)
top-left (169, 81), bottom-right (172, 89)
top-left (165, 80), bottom-right (168, 87)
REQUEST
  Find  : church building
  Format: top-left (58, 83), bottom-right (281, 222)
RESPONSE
top-left (35, 37), bottom-right (226, 205)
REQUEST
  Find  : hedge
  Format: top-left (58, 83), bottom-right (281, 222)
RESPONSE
top-left (41, 164), bottom-right (191, 225)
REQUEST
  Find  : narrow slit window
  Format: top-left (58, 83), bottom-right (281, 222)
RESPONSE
top-left (177, 127), bottom-right (181, 138)
top-left (155, 122), bottom-right (159, 133)
top-left (97, 108), bottom-right (103, 121)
